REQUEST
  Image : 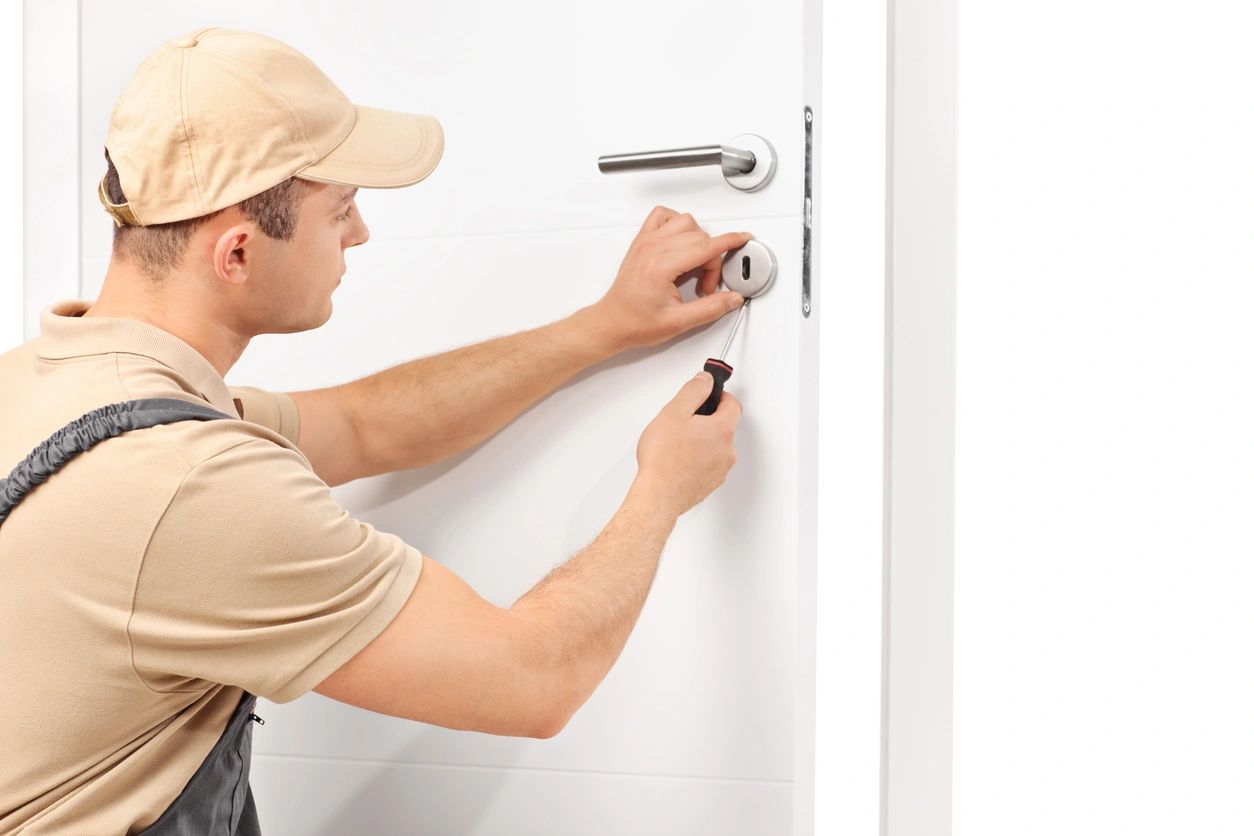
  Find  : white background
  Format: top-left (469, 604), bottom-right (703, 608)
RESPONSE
top-left (8, 1), bottom-right (1249, 833)
top-left (953, 1), bottom-right (1253, 833)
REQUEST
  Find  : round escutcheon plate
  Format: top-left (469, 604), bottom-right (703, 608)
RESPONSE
top-left (721, 239), bottom-right (778, 298)
top-left (723, 133), bottom-right (777, 192)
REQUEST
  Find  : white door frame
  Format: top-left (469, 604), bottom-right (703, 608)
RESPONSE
top-left (21, 0), bottom-right (80, 340)
top-left (880, 0), bottom-right (959, 833)
top-left (0, 3), bottom-right (23, 349)
top-left (18, 2), bottom-right (959, 833)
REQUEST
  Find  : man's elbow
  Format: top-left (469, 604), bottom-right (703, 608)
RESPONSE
top-left (530, 704), bottom-right (574, 739)
top-left (520, 665), bottom-right (578, 739)
top-left (509, 612), bottom-right (586, 740)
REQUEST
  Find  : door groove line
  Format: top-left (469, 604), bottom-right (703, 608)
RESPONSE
top-left (254, 752), bottom-right (793, 786)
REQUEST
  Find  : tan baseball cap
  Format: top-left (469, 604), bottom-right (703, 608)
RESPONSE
top-left (97, 26), bottom-right (445, 227)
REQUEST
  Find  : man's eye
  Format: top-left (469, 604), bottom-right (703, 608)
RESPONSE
top-left (335, 206), bottom-right (353, 222)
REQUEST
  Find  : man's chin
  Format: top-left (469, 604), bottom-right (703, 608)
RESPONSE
top-left (273, 303), bottom-right (333, 335)
top-left (314, 298), bottom-right (334, 327)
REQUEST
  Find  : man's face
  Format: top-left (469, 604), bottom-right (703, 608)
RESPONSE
top-left (244, 180), bottom-right (370, 334)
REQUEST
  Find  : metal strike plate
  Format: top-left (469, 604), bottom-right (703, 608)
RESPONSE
top-left (721, 239), bottom-right (777, 298)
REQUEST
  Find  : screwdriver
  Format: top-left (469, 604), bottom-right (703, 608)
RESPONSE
top-left (695, 297), bottom-right (750, 415)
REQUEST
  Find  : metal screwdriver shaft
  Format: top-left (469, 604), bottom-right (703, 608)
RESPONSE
top-left (717, 296), bottom-right (750, 362)
top-left (695, 297), bottom-right (750, 415)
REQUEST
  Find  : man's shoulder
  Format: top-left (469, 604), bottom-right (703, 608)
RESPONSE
top-left (122, 405), bottom-right (313, 476)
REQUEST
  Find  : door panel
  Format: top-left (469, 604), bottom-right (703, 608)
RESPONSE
top-left (79, 2), bottom-right (817, 832)
top-left (249, 754), bottom-right (792, 835)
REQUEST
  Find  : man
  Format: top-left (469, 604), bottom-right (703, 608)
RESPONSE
top-left (0, 26), bottom-right (746, 834)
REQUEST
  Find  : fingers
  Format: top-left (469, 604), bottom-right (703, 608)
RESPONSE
top-left (715, 390), bottom-right (742, 423)
top-left (707, 230), bottom-right (754, 256)
top-left (667, 289), bottom-right (744, 336)
top-left (671, 371), bottom-right (717, 414)
top-left (643, 208), bottom-right (751, 256)
top-left (662, 230), bottom-right (752, 257)
top-left (659, 230), bottom-right (755, 280)
top-left (639, 209), bottom-right (755, 297)
top-left (656, 211), bottom-right (697, 237)
top-left (696, 254), bottom-right (722, 297)
top-left (672, 372), bottom-right (742, 424)
top-left (641, 205), bottom-right (679, 234)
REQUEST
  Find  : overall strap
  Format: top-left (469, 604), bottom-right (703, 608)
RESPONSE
top-left (0, 397), bottom-right (235, 525)
top-left (1, 396), bottom-right (264, 834)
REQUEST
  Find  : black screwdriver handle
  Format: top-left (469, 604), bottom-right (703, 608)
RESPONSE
top-left (695, 358), bottom-right (734, 415)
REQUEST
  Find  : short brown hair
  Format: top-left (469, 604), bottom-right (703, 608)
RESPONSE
top-left (103, 147), bottom-right (311, 283)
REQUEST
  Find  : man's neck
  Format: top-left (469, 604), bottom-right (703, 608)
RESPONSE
top-left (82, 283), bottom-right (248, 379)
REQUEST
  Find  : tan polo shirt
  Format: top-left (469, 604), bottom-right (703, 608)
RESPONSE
top-left (0, 299), bottom-right (424, 834)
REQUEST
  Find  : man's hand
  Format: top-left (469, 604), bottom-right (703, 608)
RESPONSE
top-left (584, 206), bottom-right (753, 354)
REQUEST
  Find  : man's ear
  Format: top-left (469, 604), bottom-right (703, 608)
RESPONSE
top-left (212, 223), bottom-right (256, 286)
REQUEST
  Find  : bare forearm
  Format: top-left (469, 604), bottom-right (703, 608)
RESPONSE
top-left (509, 478), bottom-right (680, 728)
top-left (341, 304), bottom-right (619, 475)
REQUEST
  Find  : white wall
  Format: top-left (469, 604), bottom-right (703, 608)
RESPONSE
top-left (0, 3), bottom-right (22, 348)
top-left (954, 2), bottom-right (1254, 833)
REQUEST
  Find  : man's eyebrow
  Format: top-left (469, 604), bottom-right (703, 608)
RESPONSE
top-left (335, 187), bottom-right (359, 205)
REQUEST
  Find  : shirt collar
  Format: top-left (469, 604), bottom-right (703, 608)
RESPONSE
top-left (35, 298), bottom-right (239, 417)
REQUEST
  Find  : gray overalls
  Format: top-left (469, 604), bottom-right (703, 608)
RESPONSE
top-left (0, 398), bottom-right (266, 835)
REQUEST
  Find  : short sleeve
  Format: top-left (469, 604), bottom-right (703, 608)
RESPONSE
top-left (129, 439), bottom-right (424, 703)
top-left (227, 384), bottom-right (302, 446)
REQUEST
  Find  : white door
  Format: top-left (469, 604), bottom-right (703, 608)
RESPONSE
top-left (73, 2), bottom-right (822, 833)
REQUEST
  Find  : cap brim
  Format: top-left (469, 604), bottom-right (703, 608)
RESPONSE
top-left (295, 104), bottom-right (444, 188)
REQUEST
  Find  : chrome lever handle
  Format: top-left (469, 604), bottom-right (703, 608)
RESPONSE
top-left (597, 133), bottom-right (777, 192)
top-left (598, 144), bottom-right (756, 175)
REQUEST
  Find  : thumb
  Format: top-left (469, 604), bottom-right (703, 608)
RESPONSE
top-left (669, 371), bottom-right (716, 414)
top-left (673, 292), bottom-right (744, 333)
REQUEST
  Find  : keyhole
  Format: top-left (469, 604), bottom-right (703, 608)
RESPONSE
top-left (741, 255), bottom-right (751, 281)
